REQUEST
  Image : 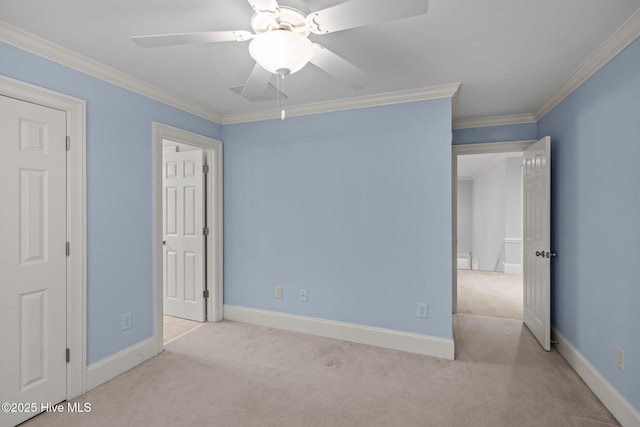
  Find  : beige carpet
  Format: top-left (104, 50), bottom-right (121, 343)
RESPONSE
top-left (20, 315), bottom-right (618, 427)
top-left (457, 269), bottom-right (523, 319)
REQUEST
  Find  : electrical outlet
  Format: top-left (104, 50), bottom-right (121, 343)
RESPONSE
top-left (121, 312), bottom-right (132, 331)
top-left (616, 346), bottom-right (624, 371)
top-left (417, 303), bottom-right (428, 319)
top-left (299, 289), bottom-right (308, 302)
top-left (274, 286), bottom-right (282, 299)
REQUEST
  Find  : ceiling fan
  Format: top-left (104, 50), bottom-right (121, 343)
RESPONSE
top-left (132, 0), bottom-right (429, 114)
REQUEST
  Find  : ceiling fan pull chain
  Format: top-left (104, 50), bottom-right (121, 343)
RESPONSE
top-left (276, 69), bottom-right (287, 120)
top-left (275, 69), bottom-right (280, 119)
top-left (280, 72), bottom-right (286, 120)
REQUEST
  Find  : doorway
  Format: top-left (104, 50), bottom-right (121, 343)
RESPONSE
top-left (453, 138), bottom-right (553, 352)
top-left (456, 151), bottom-right (524, 319)
top-left (452, 140), bottom-right (534, 318)
top-left (152, 123), bottom-right (223, 352)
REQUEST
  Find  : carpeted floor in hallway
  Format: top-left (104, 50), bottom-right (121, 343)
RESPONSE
top-left (457, 269), bottom-right (523, 319)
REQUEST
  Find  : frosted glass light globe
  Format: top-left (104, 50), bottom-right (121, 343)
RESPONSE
top-left (249, 30), bottom-right (313, 75)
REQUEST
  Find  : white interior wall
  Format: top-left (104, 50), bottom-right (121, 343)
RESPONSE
top-left (503, 157), bottom-right (523, 273)
top-left (472, 159), bottom-right (506, 271)
top-left (456, 180), bottom-right (473, 253)
top-left (457, 152), bottom-right (524, 272)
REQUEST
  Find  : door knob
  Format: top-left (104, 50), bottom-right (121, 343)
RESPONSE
top-left (163, 240), bottom-right (166, 245)
top-left (535, 251), bottom-right (543, 257)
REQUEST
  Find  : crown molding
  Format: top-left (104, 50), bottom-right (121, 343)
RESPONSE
top-left (221, 82), bottom-right (461, 125)
top-left (534, 7), bottom-right (640, 120)
top-left (0, 24), bottom-right (461, 127)
top-left (453, 8), bottom-right (640, 130)
top-left (6, 5), bottom-right (637, 130)
top-left (451, 82), bottom-right (461, 119)
top-left (0, 22), bottom-right (223, 124)
top-left (453, 113), bottom-right (536, 130)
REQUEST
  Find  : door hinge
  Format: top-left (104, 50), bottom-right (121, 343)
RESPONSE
top-left (203, 227), bottom-right (210, 236)
top-left (66, 136), bottom-right (70, 150)
top-left (66, 242), bottom-right (70, 256)
top-left (66, 348), bottom-right (70, 363)
top-left (203, 164), bottom-right (209, 174)
top-left (203, 289), bottom-right (210, 299)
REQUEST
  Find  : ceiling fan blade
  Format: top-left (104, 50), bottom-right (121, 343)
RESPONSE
top-left (307, 0), bottom-right (428, 34)
top-left (241, 63), bottom-right (273, 98)
top-left (132, 31), bottom-right (252, 48)
top-left (310, 44), bottom-right (369, 90)
top-left (246, 0), bottom-right (280, 18)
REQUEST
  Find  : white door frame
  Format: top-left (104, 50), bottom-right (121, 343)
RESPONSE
top-left (0, 75), bottom-right (87, 399)
top-left (152, 123), bottom-right (223, 353)
top-left (451, 140), bottom-right (535, 315)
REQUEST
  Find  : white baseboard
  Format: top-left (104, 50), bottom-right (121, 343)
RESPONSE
top-left (552, 328), bottom-right (640, 427)
top-left (86, 337), bottom-right (158, 391)
top-left (457, 252), bottom-right (471, 269)
top-left (457, 258), bottom-right (470, 269)
top-left (503, 263), bottom-right (522, 275)
top-left (224, 305), bottom-right (455, 360)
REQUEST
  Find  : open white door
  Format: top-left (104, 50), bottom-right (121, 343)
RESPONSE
top-left (163, 149), bottom-right (206, 322)
top-left (523, 136), bottom-right (552, 351)
top-left (0, 95), bottom-right (68, 426)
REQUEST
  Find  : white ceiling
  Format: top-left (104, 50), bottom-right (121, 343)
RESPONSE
top-left (458, 152), bottom-right (522, 180)
top-left (2, 0), bottom-right (639, 122)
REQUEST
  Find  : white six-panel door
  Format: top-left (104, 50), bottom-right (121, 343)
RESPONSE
top-left (0, 95), bottom-right (67, 426)
top-left (163, 149), bottom-right (205, 322)
top-left (523, 136), bottom-right (551, 351)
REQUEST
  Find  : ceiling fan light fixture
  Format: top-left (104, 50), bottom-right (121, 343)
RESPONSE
top-left (249, 30), bottom-right (313, 75)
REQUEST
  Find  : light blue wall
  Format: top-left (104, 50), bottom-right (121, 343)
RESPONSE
top-left (222, 99), bottom-right (454, 339)
top-left (538, 37), bottom-right (640, 411)
top-left (453, 122), bottom-right (537, 145)
top-left (0, 42), bottom-right (222, 365)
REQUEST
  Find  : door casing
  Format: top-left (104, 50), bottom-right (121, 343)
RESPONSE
top-left (0, 75), bottom-right (87, 399)
top-left (152, 123), bottom-right (223, 354)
